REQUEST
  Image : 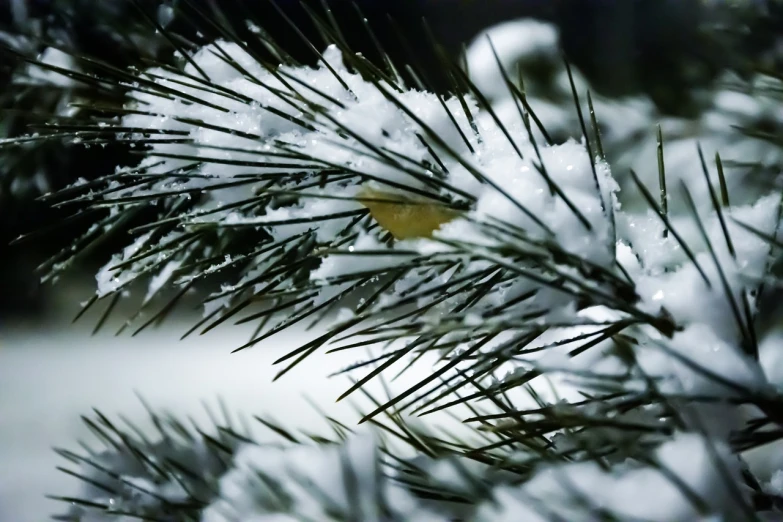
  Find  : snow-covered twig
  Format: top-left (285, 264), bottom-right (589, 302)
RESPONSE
top-left (10, 2), bottom-right (783, 520)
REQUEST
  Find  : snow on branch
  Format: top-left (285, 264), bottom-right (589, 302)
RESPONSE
top-left (26, 9), bottom-right (783, 522)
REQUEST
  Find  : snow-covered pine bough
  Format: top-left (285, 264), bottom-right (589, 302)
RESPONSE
top-left (5, 1), bottom-right (783, 520)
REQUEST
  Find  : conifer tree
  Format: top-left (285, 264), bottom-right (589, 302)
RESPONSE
top-left (5, 1), bottom-right (783, 520)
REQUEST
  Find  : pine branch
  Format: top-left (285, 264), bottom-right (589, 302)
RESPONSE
top-left (8, 1), bottom-right (783, 520)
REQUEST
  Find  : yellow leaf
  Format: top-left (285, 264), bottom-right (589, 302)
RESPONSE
top-left (357, 187), bottom-right (463, 240)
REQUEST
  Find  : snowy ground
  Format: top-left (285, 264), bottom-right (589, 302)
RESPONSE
top-left (0, 284), bottom-right (451, 522)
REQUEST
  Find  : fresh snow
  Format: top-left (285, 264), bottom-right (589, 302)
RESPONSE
top-left (6, 12), bottom-right (783, 522)
top-left (0, 307), bottom-right (464, 522)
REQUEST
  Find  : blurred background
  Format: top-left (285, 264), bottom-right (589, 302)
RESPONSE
top-left (2, 1), bottom-right (783, 521)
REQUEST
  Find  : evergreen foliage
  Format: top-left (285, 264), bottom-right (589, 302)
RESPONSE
top-left (4, 1), bottom-right (783, 520)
